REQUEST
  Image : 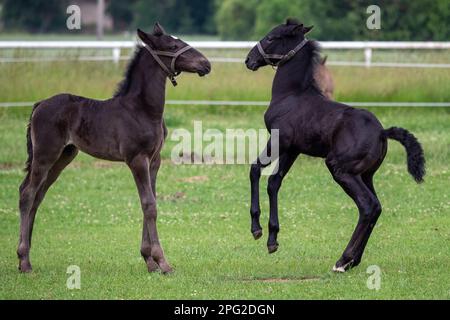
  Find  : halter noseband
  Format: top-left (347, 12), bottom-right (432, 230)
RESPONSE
top-left (144, 44), bottom-right (192, 86)
top-left (257, 38), bottom-right (308, 67)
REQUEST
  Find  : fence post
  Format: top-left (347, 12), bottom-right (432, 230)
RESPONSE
top-left (364, 47), bottom-right (372, 67)
top-left (112, 47), bottom-right (121, 64)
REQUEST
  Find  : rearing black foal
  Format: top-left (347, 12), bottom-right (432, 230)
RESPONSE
top-left (17, 23), bottom-right (211, 273)
top-left (245, 19), bottom-right (425, 272)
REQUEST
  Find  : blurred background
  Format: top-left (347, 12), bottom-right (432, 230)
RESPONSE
top-left (0, 0), bottom-right (449, 40)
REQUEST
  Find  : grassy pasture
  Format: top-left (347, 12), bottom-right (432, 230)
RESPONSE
top-left (0, 49), bottom-right (449, 299)
top-left (1, 52), bottom-right (450, 104)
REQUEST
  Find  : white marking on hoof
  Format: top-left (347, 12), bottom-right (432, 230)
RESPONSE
top-left (332, 265), bottom-right (346, 273)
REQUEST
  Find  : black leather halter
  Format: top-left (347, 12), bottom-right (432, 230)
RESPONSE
top-left (257, 38), bottom-right (308, 67)
top-left (144, 44), bottom-right (192, 86)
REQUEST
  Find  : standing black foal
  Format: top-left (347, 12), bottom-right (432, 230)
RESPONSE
top-left (17, 23), bottom-right (211, 273)
top-left (245, 19), bottom-right (425, 272)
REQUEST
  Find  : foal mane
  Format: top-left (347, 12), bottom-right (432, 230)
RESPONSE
top-left (281, 18), bottom-right (323, 94)
top-left (114, 45), bottom-right (144, 97)
top-left (299, 40), bottom-right (324, 94)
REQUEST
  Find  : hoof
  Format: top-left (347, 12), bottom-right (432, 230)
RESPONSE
top-left (332, 265), bottom-right (346, 273)
top-left (161, 266), bottom-right (174, 275)
top-left (18, 261), bottom-right (32, 273)
top-left (158, 262), bottom-right (174, 275)
top-left (267, 244), bottom-right (279, 254)
top-left (146, 259), bottom-right (160, 273)
top-left (332, 259), bottom-right (354, 273)
top-left (252, 229), bottom-right (263, 240)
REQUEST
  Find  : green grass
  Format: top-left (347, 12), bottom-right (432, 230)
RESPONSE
top-left (0, 105), bottom-right (449, 299)
top-left (1, 56), bottom-right (450, 104)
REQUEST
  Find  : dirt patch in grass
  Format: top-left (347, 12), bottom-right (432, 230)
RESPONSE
top-left (68, 161), bottom-right (120, 169)
top-left (178, 175), bottom-right (209, 183)
top-left (158, 191), bottom-right (186, 202)
top-left (93, 161), bottom-right (116, 168)
top-left (0, 162), bottom-right (21, 170)
top-left (242, 276), bottom-right (321, 283)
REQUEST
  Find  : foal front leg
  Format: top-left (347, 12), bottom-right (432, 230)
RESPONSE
top-left (128, 154), bottom-right (172, 274)
top-left (267, 152), bottom-right (298, 253)
top-left (249, 143), bottom-right (273, 240)
top-left (250, 160), bottom-right (263, 239)
top-left (140, 154), bottom-right (162, 272)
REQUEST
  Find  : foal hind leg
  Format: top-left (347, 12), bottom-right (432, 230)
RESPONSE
top-left (27, 146), bottom-right (78, 244)
top-left (17, 144), bottom-right (67, 272)
top-left (350, 171), bottom-right (382, 267)
top-left (327, 161), bottom-right (381, 272)
top-left (351, 146), bottom-right (386, 267)
top-left (140, 154), bottom-right (161, 272)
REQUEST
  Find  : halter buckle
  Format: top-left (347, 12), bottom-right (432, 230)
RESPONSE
top-left (169, 76), bottom-right (178, 87)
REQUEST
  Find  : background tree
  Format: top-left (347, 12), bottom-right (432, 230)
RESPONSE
top-left (253, 0), bottom-right (304, 38)
top-left (108, 0), bottom-right (137, 31)
top-left (0, 0), bottom-right (447, 40)
top-left (1, 0), bottom-right (65, 33)
top-left (133, 0), bottom-right (215, 34)
top-left (354, 0), bottom-right (450, 41)
top-left (215, 0), bottom-right (449, 41)
top-left (215, 0), bottom-right (257, 40)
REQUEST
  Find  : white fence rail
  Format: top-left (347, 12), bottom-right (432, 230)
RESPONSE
top-left (1, 41), bottom-right (450, 67)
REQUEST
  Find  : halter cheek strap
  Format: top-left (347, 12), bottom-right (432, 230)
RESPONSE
top-left (257, 38), bottom-right (308, 67)
top-left (144, 44), bottom-right (192, 86)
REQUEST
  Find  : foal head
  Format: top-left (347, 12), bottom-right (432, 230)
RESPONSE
top-left (137, 23), bottom-right (211, 80)
top-left (245, 18), bottom-right (313, 71)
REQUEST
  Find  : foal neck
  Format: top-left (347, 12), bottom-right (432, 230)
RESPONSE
top-left (116, 47), bottom-right (168, 117)
top-left (271, 43), bottom-right (319, 100)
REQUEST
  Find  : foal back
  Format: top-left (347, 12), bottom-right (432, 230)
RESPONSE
top-left (30, 93), bottom-right (165, 163)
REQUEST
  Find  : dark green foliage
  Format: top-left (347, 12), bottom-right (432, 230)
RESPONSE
top-left (108, 0), bottom-right (137, 31)
top-left (1, 0), bottom-right (66, 33)
top-left (216, 0), bottom-right (450, 40)
top-left (133, 0), bottom-right (216, 34)
top-left (215, 0), bottom-right (257, 40)
top-left (0, 0), bottom-right (448, 40)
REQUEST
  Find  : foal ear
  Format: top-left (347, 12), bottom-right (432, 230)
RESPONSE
top-left (302, 25), bottom-right (314, 34)
top-left (153, 22), bottom-right (166, 36)
top-left (137, 29), bottom-right (157, 48)
top-left (286, 18), bottom-right (300, 25)
top-left (290, 24), bottom-right (304, 35)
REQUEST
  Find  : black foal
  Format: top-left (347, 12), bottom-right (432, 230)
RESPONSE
top-left (245, 19), bottom-right (425, 272)
top-left (17, 23), bottom-right (211, 273)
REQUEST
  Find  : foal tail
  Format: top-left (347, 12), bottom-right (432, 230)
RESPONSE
top-left (383, 127), bottom-right (426, 183)
top-left (19, 102), bottom-right (40, 193)
top-left (23, 102), bottom-right (41, 174)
